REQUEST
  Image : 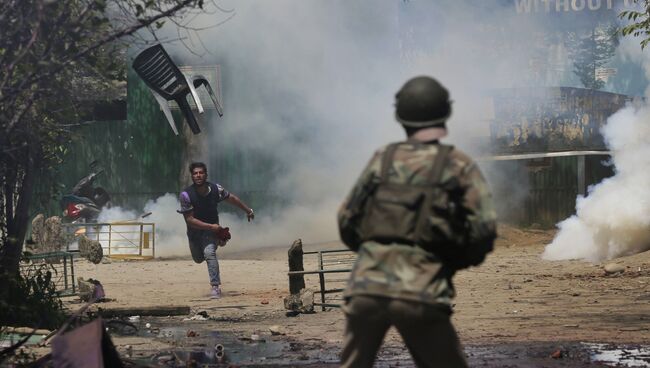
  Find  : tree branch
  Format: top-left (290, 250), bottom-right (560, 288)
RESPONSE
top-left (23, 0), bottom-right (199, 92)
top-left (5, 94), bottom-right (36, 135)
top-left (0, 1), bottom-right (44, 96)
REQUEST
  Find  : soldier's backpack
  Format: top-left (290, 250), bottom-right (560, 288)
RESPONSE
top-left (355, 142), bottom-right (471, 262)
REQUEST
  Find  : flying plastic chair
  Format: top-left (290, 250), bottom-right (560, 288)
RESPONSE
top-left (132, 44), bottom-right (223, 135)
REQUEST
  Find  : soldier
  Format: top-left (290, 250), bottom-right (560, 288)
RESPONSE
top-left (338, 76), bottom-right (497, 368)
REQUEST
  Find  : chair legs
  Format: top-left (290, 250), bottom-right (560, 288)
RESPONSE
top-left (176, 96), bottom-right (201, 134)
top-left (193, 76), bottom-right (224, 117)
top-left (184, 74), bottom-right (204, 114)
top-left (151, 90), bottom-right (179, 135)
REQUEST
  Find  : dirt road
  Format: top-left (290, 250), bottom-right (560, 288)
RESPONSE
top-left (59, 226), bottom-right (650, 367)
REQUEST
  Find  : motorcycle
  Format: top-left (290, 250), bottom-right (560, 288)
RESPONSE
top-left (61, 162), bottom-right (111, 224)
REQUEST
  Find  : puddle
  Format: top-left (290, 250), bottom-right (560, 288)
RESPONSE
top-left (583, 343), bottom-right (650, 367)
top-left (116, 322), bottom-right (650, 367)
top-left (131, 326), bottom-right (340, 366)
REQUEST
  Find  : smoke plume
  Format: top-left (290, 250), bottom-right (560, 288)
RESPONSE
top-left (542, 103), bottom-right (650, 262)
top-left (97, 194), bottom-right (188, 257)
top-left (130, 1), bottom-right (573, 254)
top-left (543, 35), bottom-right (650, 262)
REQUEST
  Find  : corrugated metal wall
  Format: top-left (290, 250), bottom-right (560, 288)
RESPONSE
top-left (46, 68), bottom-right (183, 214)
top-left (490, 154), bottom-right (614, 228)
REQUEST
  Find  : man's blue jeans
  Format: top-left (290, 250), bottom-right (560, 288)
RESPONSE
top-left (204, 242), bottom-right (221, 286)
top-left (189, 231), bottom-right (221, 286)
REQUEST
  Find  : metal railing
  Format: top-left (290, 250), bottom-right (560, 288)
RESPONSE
top-left (20, 252), bottom-right (76, 296)
top-left (287, 249), bottom-right (355, 310)
top-left (62, 222), bottom-right (156, 260)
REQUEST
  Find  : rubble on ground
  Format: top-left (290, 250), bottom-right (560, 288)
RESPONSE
top-left (284, 288), bottom-right (314, 313)
top-left (78, 278), bottom-right (105, 302)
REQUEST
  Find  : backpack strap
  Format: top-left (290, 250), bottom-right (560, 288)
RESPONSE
top-left (379, 143), bottom-right (401, 181)
top-left (427, 144), bottom-right (452, 185)
top-left (412, 144), bottom-right (453, 249)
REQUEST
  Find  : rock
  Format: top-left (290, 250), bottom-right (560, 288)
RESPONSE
top-left (43, 216), bottom-right (66, 252)
top-left (78, 235), bottom-right (103, 264)
top-left (269, 325), bottom-right (286, 335)
top-left (604, 263), bottom-right (625, 274)
top-left (183, 314), bottom-right (208, 321)
top-left (283, 288), bottom-right (314, 313)
top-left (196, 310), bottom-right (209, 318)
top-left (78, 278), bottom-right (106, 302)
top-left (261, 299), bottom-right (269, 305)
top-left (30, 215), bottom-right (68, 254)
top-left (31, 214), bottom-right (46, 245)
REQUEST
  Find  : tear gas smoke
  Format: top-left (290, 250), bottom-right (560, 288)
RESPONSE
top-left (542, 104), bottom-right (650, 262)
top-left (543, 37), bottom-right (650, 262)
top-left (131, 1), bottom-right (603, 253)
top-left (98, 194), bottom-right (188, 257)
top-left (142, 194), bottom-right (190, 257)
top-left (98, 194), bottom-right (340, 257)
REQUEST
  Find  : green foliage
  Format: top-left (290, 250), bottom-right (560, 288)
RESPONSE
top-left (567, 24), bottom-right (619, 90)
top-left (0, 0), bottom-right (205, 275)
top-left (619, 0), bottom-right (650, 49)
top-left (0, 257), bottom-right (65, 365)
top-left (0, 259), bottom-right (65, 330)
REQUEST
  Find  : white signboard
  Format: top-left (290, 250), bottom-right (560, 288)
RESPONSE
top-left (595, 67), bottom-right (617, 82)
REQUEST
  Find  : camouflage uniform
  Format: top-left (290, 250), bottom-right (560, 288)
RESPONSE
top-left (338, 140), bottom-right (497, 368)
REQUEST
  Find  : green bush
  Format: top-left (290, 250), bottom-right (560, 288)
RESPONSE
top-left (0, 259), bottom-right (65, 330)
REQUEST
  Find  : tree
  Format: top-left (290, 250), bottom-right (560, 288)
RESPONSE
top-left (620, 0), bottom-right (650, 49)
top-left (567, 24), bottom-right (619, 90)
top-left (0, 0), bottom-right (209, 276)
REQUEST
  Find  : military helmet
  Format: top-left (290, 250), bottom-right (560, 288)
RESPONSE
top-left (395, 76), bottom-right (452, 128)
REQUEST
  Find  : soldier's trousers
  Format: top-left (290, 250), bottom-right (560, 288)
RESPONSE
top-left (340, 295), bottom-right (468, 368)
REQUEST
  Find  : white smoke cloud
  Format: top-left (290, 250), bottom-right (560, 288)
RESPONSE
top-left (96, 193), bottom-right (339, 258)
top-left (142, 194), bottom-right (189, 257)
top-left (97, 194), bottom-right (188, 258)
top-left (218, 198), bottom-right (341, 253)
top-left (129, 1), bottom-right (590, 250)
top-left (543, 104), bottom-right (650, 262)
top-left (543, 36), bottom-right (650, 262)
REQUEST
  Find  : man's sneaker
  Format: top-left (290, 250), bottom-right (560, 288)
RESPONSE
top-left (210, 286), bottom-right (222, 299)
